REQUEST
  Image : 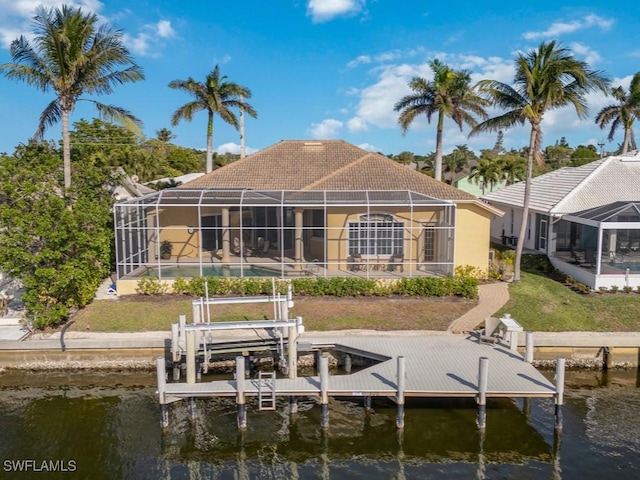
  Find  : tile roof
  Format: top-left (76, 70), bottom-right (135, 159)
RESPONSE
top-left (181, 140), bottom-right (476, 201)
top-left (481, 151), bottom-right (640, 214)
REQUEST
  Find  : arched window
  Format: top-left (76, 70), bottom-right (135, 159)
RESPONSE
top-left (348, 213), bottom-right (404, 256)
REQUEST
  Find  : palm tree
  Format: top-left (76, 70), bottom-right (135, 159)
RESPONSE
top-left (595, 72), bottom-right (640, 154)
top-left (169, 65), bottom-right (257, 173)
top-left (469, 159), bottom-right (501, 195)
top-left (394, 59), bottom-right (489, 182)
top-left (0, 5), bottom-right (144, 194)
top-left (471, 41), bottom-right (609, 282)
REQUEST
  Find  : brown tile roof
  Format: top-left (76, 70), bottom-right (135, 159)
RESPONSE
top-left (181, 140), bottom-right (475, 201)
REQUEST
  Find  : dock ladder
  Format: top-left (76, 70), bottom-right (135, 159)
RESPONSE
top-left (258, 371), bottom-right (277, 411)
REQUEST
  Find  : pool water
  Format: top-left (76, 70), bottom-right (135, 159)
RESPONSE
top-left (143, 265), bottom-right (280, 278)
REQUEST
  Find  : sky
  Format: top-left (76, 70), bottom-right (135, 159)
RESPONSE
top-left (0, 0), bottom-right (639, 158)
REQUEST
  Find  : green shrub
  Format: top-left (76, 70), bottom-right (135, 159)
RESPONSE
top-left (622, 286), bottom-right (633, 294)
top-left (598, 286), bottom-right (609, 294)
top-left (609, 285), bottom-right (619, 293)
top-left (136, 277), bottom-right (169, 295)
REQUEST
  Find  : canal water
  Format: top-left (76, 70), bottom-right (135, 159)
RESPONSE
top-left (0, 369), bottom-right (639, 479)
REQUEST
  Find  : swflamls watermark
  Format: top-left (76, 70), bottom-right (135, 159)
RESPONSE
top-left (3, 459), bottom-right (77, 473)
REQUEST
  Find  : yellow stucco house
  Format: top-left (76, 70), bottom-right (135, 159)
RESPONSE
top-left (114, 140), bottom-right (502, 294)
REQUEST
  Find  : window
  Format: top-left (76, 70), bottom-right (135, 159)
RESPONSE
top-left (424, 227), bottom-right (435, 261)
top-left (348, 214), bottom-right (404, 256)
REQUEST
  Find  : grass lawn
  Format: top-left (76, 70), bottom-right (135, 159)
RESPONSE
top-left (70, 296), bottom-right (476, 332)
top-left (497, 271), bottom-right (640, 331)
top-left (70, 271), bottom-right (640, 333)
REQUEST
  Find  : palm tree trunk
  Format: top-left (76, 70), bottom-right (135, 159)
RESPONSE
top-left (62, 109), bottom-right (72, 193)
top-left (514, 125), bottom-right (537, 282)
top-left (205, 112), bottom-right (214, 173)
top-left (622, 127), bottom-right (631, 154)
top-left (434, 111), bottom-right (444, 181)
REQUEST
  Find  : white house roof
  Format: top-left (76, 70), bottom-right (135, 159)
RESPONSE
top-left (481, 151), bottom-right (640, 215)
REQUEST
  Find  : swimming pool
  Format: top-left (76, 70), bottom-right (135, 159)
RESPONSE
top-left (138, 265), bottom-right (281, 278)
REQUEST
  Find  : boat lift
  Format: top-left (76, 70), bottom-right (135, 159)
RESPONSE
top-left (170, 282), bottom-right (304, 381)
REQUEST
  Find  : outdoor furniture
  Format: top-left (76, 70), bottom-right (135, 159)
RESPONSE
top-left (388, 253), bottom-right (404, 272)
top-left (348, 254), bottom-right (365, 272)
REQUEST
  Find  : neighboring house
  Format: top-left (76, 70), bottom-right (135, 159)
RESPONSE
top-left (482, 151), bottom-right (640, 289)
top-left (110, 167), bottom-right (156, 201)
top-left (455, 174), bottom-right (507, 198)
top-left (114, 140), bottom-right (502, 294)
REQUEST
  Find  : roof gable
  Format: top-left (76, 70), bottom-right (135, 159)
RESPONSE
top-left (181, 140), bottom-right (476, 201)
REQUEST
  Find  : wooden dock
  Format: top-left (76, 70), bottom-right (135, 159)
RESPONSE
top-left (164, 335), bottom-right (555, 400)
top-left (158, 333), bottom-right (563, 432)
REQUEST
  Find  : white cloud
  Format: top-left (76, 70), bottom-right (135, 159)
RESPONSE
top-left (306, 0), bottom-right (365, 23)
top-left (570, 42), bottom-right (602, 65)
top-left (123, 20), bottom-right (177, 57)
top-left (357, 142), bottom-right (378, 152)
top-left (156, 20), bottom-right (176, 38)
top-left (216, 142), bottom-right (258, 155)
top-left (523, 14), bottom-right (614, 40)
top-left (346, 47), bottom-right (424, 69)
top-left (307, 119), bottom-right (344, 138)
top-left (346, 55), bottom-right (371, 68)
top-left (347, 116), bottom-right (368, 133)
top-left (0, 0), bottom-right (105, 48)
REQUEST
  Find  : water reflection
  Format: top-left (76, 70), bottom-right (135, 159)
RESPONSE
top-left (0, 370), bottom-right (639, 479)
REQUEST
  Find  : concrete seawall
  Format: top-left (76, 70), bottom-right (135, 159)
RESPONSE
top-left (1, 330), bottom-right (640, 369)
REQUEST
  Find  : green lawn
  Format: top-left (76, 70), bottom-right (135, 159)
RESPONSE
top-left (70, 271), bottom-right (640, 333)
top-left (497, 271), bottom-right (640, 331)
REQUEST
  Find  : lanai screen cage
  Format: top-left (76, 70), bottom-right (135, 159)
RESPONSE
top-left (114, 189), bottom-right (456, 281)
top-left (553, 201), bottom-right (640, 277)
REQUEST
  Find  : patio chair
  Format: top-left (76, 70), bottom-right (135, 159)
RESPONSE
top-left (571, 249), bottom-right (587, 265)
top-left (348, 254), bottom-right (365, 272)
top-left (388, 253), bottom-right (404, 272)
top-left (232, 237), bottom-right (241, 255)
top-left (256, 239), bottom-right (270, 257)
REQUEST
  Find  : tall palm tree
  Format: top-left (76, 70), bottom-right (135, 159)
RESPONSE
top-left (394, 59), bottom-right (489, 182)
top-left (595, 72), bottom-right (640, 154)
top-left (469, 159), bottom-right (501, 195)
top-left (0, 5), bottom-right (144, 194)
top-left (169, 65), bottom-right (257, 173)
top-left (471, 41), bottom-right (609, 282)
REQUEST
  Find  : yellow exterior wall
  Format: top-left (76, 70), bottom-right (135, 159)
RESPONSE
top-left (454, 202), bottom-right (493, 273)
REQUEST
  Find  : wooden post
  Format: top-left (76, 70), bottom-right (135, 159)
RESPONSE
top-left (236, 356), bottom-right (247, 430)
top-left (156, 356), bottom-right (169, 428)
top-left (188, 397), bottom-right (196, 422)
top-left (396, 356), bottom-right (406, 430)
top-left (287, 318), bottom-right (297, 380)
top-left (186, 330), bottom-right (196, 384)
top-left (603, 346), bottom-right (613, 371)
top-left (477, 357), bottom-right (489, 430)
top-left (554, 357), bottom-right (565, 432)
top-left (319, 354), bottom-right (329, 430)
top-left (525, 332), bottom-right (534, 363)
top-left (171, 322), bottom-right (179, 362)
top-left (344, 354), bottom-right (352, 373)
top-left (509, 330), bottom-right (519, 352)
top-left (289, 395), bottom-right (298, 414)
top-left (364, 396), bottom-right (372, 412)
top-left (178, 314), bottom-right (186, 361)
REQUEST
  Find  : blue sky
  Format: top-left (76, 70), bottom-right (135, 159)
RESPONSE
top-left (0, 0), bottom-right (638, 158)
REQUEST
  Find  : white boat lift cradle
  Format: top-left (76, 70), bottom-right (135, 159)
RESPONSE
top-left (157, 288), bottom-right (566, 434)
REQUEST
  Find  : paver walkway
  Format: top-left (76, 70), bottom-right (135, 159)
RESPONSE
top-left (447, 282), bottom-right (510, 334)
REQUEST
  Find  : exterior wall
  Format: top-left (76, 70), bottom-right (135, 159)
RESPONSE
top-left (454, 203), bottom-right (494, 273)
top-left (486, 202), bottom-right (537, 251)
top-left (325, 207), bottom-right (443, 272)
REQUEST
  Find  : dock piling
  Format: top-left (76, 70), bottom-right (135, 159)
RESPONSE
top-left (509, 330), bottom-right (519, 352)
top-left (236, 356), bottom-right (247, 430)
top-left (156, 356), bottom-right (169, 428)
top-left (186, 330), bottom-right (196, 384)
top-left (344, 354), bottom-right (352, 373)
top-left (477, 357), bottom-right (489, 430)
top-left (525, 332), bottom-right (534, 363)
top-left (554, 357), bottom-right (565, 432)
top-left (188, 397), bottom-right (196, 422)
top-left (364, 396), bottom-right (372, 412)
top-left (289, 395), bottom-right (298, 414)
top-left (319, 354), bottom-right (329, 429)
top-left (396, 356), bottom-right (406, 430)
